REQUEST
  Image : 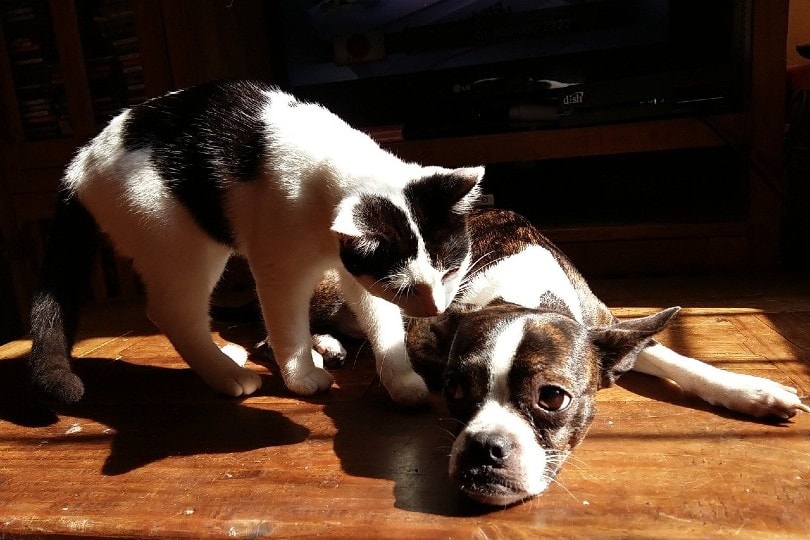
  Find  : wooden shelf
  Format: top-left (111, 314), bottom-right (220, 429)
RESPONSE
top-left (384, 113), bottom-right (751, 166)
top-left (543, 221), bottom-right (748, 244)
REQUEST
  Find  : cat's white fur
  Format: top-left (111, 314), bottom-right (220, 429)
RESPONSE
top-left (64, 88), bottom-right (482, 405)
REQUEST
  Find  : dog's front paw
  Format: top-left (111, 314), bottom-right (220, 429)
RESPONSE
top-left (221, 343), bottom-right (248, 367)
top-left (385, 370), bottom-right (429, 407)
top-left (312, 334), bottom-right (347, 369)
top-left (710, 373), bottom-right (810, 419)
top-left (284, 366), bottom-right (333, 396)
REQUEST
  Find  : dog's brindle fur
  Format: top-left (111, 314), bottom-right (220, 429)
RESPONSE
top-left (310, 208), bottom-right (809, 506)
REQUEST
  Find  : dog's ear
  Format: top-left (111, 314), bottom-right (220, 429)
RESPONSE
top-left (430, 302), bottom-right (477, 344)
top-left (591, 306), bottom-right (680, 388)
top-left (407, 304), bottom-right (475, 389)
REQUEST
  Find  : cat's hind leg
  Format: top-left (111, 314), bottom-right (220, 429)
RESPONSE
top-left (252, 267), bottom-right (333, 396)
top-left (135, 240), bottom-right (262, 397)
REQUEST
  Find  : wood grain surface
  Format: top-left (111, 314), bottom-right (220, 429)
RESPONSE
top-left (1, 273), bottom-right (808, 539)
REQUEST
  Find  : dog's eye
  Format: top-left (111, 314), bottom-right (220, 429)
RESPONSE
top-left (443, 375), bottom-right (466, 401)
top-left (537, 386), bottom-right (571, 412)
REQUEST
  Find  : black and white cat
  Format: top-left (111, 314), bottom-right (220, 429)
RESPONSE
top-left (29, 80), bottom-right (483, 406)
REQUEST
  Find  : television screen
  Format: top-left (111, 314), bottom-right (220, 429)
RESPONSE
top-left (279, 0), bottom-right (668, 88)
top-left (270, 0), bottom-right (747, 135)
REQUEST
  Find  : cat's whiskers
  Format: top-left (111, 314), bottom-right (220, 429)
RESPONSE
top-left (454, 252), bottom-right (505, 301)
top-left (465, 250), bottom-right (495, 277)
top-left (456, 252), bottom-right (493, 288)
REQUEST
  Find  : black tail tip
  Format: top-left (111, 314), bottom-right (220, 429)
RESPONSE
top-left (35, 370), bottom-right (85, 404)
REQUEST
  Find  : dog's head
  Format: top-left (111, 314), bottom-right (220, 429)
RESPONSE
top-left (438, 302), bottom-right (678, 505)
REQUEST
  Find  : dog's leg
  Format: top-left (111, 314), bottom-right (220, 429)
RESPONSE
top-left (311, 333), bottom-right (347, 369)
top-left (634, 343), bottom-right (810, 419)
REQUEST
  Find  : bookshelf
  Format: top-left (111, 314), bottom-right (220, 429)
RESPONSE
top-left (1, 0), bottom-right (72, 140)
top-left (0, 0), bottom-right (274, 332)
top-left (76, 0), bottom-right (148, 125)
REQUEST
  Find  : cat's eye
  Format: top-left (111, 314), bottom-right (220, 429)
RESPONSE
top-left (441, 267), bottom-right (459, 282)
top-left (536, 386), bottom-right (571, 412)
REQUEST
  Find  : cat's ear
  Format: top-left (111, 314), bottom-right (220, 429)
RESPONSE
top-left (331, 195), bottom-right (382, 255)
top-left (331, 195), bottom-right (363, 238)
top-left (445, 166), bottom-right (484, 213)
top-left (411, 166), bottom-right (485, 215)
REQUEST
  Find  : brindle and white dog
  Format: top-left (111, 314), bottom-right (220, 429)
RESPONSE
top-left (309, 208), bottom-right (809, 506)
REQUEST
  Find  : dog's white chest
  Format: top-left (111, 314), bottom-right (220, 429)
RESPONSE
top-left (460, 245), bottom-right (583, 323)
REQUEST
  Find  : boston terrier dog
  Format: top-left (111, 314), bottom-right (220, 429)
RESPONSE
top-left (309, 208), bottom-right (809, 506)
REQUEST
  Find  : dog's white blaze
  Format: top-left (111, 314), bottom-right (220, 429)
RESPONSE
top-left (453, 400), bottom-right (549, 499)
top-left (460, 246), bottom-right (583, 323)
top-left (486, 317), bottom-right (526, 401)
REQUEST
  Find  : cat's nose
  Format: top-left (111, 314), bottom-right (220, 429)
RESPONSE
top-left (414, 284), bottom-right (442, 316)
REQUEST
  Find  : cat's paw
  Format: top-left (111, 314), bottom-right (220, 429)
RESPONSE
top-left (202, 363), bottom-right (262, 398)
top-left (219, 367), bottom-right (263, 397)
top-left (385, 370), bottom-right (429, 407)
top-left (284, 366), bottom-right (333, 396)
top-left (708, 373), bottom-right (810, 419)
top-left (312, 333), bottom-right (347, 369)
top-left (210, 344), bottom-right (262, 396)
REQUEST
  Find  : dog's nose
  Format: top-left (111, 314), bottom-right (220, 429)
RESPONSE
top-left (467, 433), bottom-right (512, 466)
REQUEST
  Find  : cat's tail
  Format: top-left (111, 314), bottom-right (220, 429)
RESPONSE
top-left (29, 191), bottom-right (99, 403)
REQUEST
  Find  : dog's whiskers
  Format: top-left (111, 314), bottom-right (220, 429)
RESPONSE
top-left (438, 416), bottom-right (466, 428)
top-left (435, 427), bottom-right (458, 443)
top-left (547, 473), bottom-right (580, 503)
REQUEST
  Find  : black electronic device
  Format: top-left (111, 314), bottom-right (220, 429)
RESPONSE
top-left (270, 0), bottom-right (751, 138)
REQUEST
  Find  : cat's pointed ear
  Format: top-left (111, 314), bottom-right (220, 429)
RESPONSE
top-left (445, 166), bottom-right (485, 213)
top-left (591, 306), bottom-right (680, 388)
top-left (331, 195), bottom-right (363, 237)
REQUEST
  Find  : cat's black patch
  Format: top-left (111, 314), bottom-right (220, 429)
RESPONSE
top-left (122, 80), bottom-right (271, 245)
top-left (338, 196), bottom-right (418, 281)
top-left (404, 173), bottom-right (474, 272)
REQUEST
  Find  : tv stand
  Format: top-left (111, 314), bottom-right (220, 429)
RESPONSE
top-left (379, 3), bottom-right (788, 276)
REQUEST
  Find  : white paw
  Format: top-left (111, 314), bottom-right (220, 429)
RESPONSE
top-left (312, 333), bottom-right (347, 369)
top-left (284, 366), bottom-right (333, 396)
top-left (710, 373), bottom-right (810, 419)
top-left (385, 370), bottom-right (429, 407)
top-left (211, 366), bottom-right (262, 397)
top-left (221, 343), bottom-right (248, 367)
top-left (312, 349), bottom-right (324, 370)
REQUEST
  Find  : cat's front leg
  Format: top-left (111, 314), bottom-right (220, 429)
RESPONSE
top-left (339, 271), bottom-right (429, 406)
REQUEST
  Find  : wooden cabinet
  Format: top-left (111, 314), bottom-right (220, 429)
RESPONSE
top-left (0, 0), bottom-right (274, 331)
top-left (0, 0), bottom-right (790, 336)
